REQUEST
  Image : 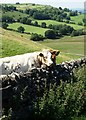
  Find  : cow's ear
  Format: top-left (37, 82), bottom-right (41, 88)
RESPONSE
top-left (55, 50), bottom-right (60, 56)
top-left (39, 53), bottom-right (44, 57)
top-left (49, 49), bottom-right (54, 54)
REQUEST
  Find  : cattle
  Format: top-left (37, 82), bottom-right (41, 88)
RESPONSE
top-left (0, 49), bottom-right (60, 75)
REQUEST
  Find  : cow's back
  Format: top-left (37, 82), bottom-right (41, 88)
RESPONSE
top-left (0, 52), bottom-right (38, 75)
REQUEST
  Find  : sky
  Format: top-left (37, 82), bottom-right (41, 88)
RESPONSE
top-left (0, 0), bottom-right (85, 9)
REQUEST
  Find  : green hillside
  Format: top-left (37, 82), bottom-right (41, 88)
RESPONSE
top-left (0, 27), bottom-right (48, 58)
top-left (71, 14), bottom-right (84, 24)
top-left (1, 27), bottom-right (84, 63)
top-left (2, 11), bottom-right (29, 20)
top-left (8, 21), bottom-right (83, 37)
top-left (0, 3), bottom-right (86, 120)
top-left (12, 3), bottom-right (53, 11)
top-left (8, 22), bottom-right (49, 36)
top-left (1, 3), bottom-right (85, 63)
top-left (38, 35), bottom-right (84, 62)
top-left (32, 20), bottom-right (83, 30)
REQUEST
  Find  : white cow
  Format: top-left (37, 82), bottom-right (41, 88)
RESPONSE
top-left (0, 49), bottom-right (60, 75)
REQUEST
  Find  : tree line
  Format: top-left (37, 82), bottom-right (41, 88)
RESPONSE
top-left (1, 4), bottom-right (80, 23)
top-left (1, 4), bottom-right (86, 41)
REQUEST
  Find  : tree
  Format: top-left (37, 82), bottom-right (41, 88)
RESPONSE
top-left (34, 21), bottom-right (38, 26)
top-left (48, 24), bottom-right (53, 29)
top-left (20, 17), bottom-right (27, 24)
top-left (41, 22), bottom-right (46, 28)
top-left (30, 33), bottom-right (44, 41)
top-left (71, 29), bottom-right (86, 36)
top-left (78, 22), bottom-right (83, 26)
top-left (2, 22), bottom-right (8, 29)
top-left (69, 11), bottom-right (78, 16)
top-left (83, 18), bottom-right (86, 26)
top-left (59, 7), bottom-right (62, 10)
top-left (26, 19), bottom-right (32, 25)
top-left (2, 15), bottom-right (14, 23)
top-left (59, 24), bottom-right (74, 35)
top-left (17, 26), bottom-right (25, 33)
top-left (25, 9), bottom-right (30, 14)
top-left (45, 30), bottom-right (56, 39)
top-left (16, 2), bottom-right (20, 4)
top-left (66, 16), bottom-right (70, 20)
top-left (61, 13), bottom-right (67, 18)
top-left (71, 30), bottom-right (79, 36)
top-left (64, 8), bottom-right (70, 12)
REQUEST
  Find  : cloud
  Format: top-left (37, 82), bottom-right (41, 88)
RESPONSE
top-left (0, 0), bottom-right (84, 4)
top-left (0, 0), bottom-right (84, 9)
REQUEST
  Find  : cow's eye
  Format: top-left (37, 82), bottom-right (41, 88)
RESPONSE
top-left (44, 57), bottom-right (47, 59)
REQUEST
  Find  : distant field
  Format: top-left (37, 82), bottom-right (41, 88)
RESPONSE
top-left (8, 22), bottom-right (49, 36)
top-left (39, 36), bottom-right (84, 54)
top-left (2, 11), bottom-right (29, 20)
top-left (5, 3), bottom-right (48, 11)
top-left (71, 14), bottom-right (84, 25)
top-left (39, 35), bottom-right (84, 62)
top-left (13, 3), bottom-right (51, 10)
top-left (33, 20), bottom-right (84, 30)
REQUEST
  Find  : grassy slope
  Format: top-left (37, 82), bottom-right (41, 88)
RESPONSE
top-left (39, 35), bottom-right (84, 63)
top-left (1, 4), bottom-right (84, 63)
top-left (0, 27), bottom-right (48, 58)
top-left (1, 27), bottom-right (84, 63)
top-left (3, 4), bottom-right (83, 31)
top-left (13, 3), bottom-right (47, 10)
top-left (39, 36), bottom-right (84, 54)
top-left (8, 20), bottom-right (83, 38)
top-left (71, 14), bottom-right (84, 24)
top-left (33, 20), bottom-right (83, 30)
top-left (8, 22), bottom-right (49, 36)
top-left (2, 11), bottom-right (29, 20)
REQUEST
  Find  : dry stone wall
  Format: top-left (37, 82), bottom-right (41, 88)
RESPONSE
top-left (0, 57), bottom-right (86, 119)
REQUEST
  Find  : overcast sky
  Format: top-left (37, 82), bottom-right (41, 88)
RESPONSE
top-left (0, 0), bottom-right (85, 9)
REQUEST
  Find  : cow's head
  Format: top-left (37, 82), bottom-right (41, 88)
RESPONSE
top-left (50, 49), bottom-right (60, 64)
top-left (37, 49), bottom-right (60, 68)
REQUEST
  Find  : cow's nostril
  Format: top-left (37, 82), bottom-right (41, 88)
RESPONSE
top-left (49, 63), bottom-right (53, 67)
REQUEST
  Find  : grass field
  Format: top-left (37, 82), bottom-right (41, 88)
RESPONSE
top-left (8, 22), bottom-right (49, 36)
top-left (0, 27), bottom-right (48, 58)
top-left (13, 3), bottom-right (47, 10)
top-left (38, 35), bottom-right (84, 62)
top-left (1, 27), bottom-right (85, 63)
top-left (33, 20), bottom-right (84, 30)
top-left (1, 4), bottom-right (85, 120)
top-left (71, 14), bottom-right (84, 25)
top-left (2, 11), bottom-right (29, 20)
top-left (39, 36), bottom-right (84, 54)
top-left (8, 20), bottom-right (84, 38)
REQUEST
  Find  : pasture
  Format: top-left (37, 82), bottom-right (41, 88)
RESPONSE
top-left (71, 14), bottom-right (84, 25)
top-left (0, 27), bottom-right (84, 63)
top-left (2, 11), bottom-right (29, 20)
top-left (8, 22), bottom-right (49, 36)
top-left (1, 3), bottom-right (86, 120)
top-left (39, 35), bottom-right (84, 62)
top-left (33, 20), bottom-right (84, 30)
top-left (13, 3), bottom-right (47, 10)
top-left (0, 28), bottom-right (48, 58)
